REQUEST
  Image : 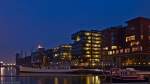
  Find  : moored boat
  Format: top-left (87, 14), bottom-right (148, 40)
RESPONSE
top-left (111, 68), bottom-right (149, 83)
top-left (18, 66), bottom-right (103, 74)
top-left (19, 66), bottom-right (78, 73)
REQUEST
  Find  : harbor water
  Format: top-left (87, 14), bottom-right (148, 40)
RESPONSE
top-left (0, 67), bottom-right (149, 84)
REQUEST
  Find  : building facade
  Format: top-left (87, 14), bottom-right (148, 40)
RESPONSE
top-left (47, 44), bottom-right (72, 66)
top-left (102, 17), bottom-right (150, 69)
top-left (101, 26), bottom-right (126, 68)
top-left (121, 17), bottom-right (150, 69)
top-left (71, 30), bottom-right (102, 68)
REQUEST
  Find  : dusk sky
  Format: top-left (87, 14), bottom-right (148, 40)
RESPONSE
top-left (0, 0), bottom-right (150, 63)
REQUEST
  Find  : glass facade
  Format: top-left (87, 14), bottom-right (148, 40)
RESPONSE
top-left (72, 30), bottom-right (102, 68)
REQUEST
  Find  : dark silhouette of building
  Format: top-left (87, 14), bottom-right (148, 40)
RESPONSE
top-left (101, 26), bottom-right (126, 68)
top-left (31, 44), bottom-right (48, 68)
top-left (16, 52), bottom-right (32, 67)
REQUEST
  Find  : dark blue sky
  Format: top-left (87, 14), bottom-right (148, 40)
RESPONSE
top-left (0, 0), bottom-right (150, 63)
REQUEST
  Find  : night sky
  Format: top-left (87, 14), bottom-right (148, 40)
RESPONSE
top-left (0, 0), bottom-right (150, 63)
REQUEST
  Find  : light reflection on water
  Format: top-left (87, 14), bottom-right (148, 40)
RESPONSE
top-left (0, 67), bottom-right (149, 84)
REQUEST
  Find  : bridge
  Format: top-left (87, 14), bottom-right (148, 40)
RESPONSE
top-left (0, 61), bottom-right (16, 67)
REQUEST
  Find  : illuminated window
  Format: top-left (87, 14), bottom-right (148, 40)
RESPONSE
top-left (76, 36), bottom-right (80, 41)
top-left (87, 37), bottom-right (91, 39)
top-left (94, 59), bottom-right (99, 61)
top-left (87, 40), bottom-right (91, 43)
top-left (85, 44), bottom-right (90, 47)
top-left (111, 46), bottom-right (117, 49)
top-left (120, 49), bottom-right (123, 53)
top-left (54, 54), bottom-right (58, 57)
top-left (126, 35), bottom-right (135, 42)
top-left (140, 46), bottom-right (143, 51)
top-left (141, 35), bottom-right (143, 40)
top-left (92, 33), bottom-right (100, 36)
top-left (132, 47), bottom-right (138, 52)
top-left (149, 36), bottom-right (150, 40)
top-left (93, 44), bottom-right (101, 47)
top-left (93, 55), bottom-right (99, 58)
top-left (84, 47), bottom-right (90, 50)
top-left (130, 41), bottom-right (139, 46)
top-left (103, 47), bottom-right (108, 50)
top-left (93, 48), bottom-right (99, 50)
top-left (85, 32), bottom-right (90, 36)
top-left (62, 53), bottom-right (68, 55)
top-left (93, 52), bottom-right (100, 54)
top-left (143, 62), bottom-right (146, 65)
top-left (62, 45), bottom-right (72, 48)
top-left (86, 51), bottom-right (90, 54)
top-left (95, 37), bottom-right (100, 40)
top-left (86, 55), bottom-right (91, 57)
top-left (116, 50), bottom-right (119, 54)
top-left (95, 41), bottom-right (100, 44)
top-left (108, 51), bottom-right (112, 55)
top-left (112, 50), bottom-right (115, 54)
top-left (125, 48), bottom-right (130, 53)
top-left (132, 46), bottom-right (142, 52)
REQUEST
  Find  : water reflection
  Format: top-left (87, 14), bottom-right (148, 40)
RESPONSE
top-left (18, 73), bottom-right (102, 84)
top-left (1, 67), bottom-right (4, 84)
top-left (86, 75), bottom-right (101, 84)
top-left (0, 67), bottom-right (149, 84)
top-left (0, 67), bottom-right (102, 84)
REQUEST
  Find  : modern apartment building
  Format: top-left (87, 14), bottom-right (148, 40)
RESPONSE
top-left (71, 30), bottom-right (102, 68)
top-left (48, 44), bottom-right (72, 65)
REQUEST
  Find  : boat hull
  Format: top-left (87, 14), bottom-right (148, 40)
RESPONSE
top-left (18, 66), bottom-right (103, 74)
top-left (112, 77), bottom-right (149, 83)
top-left (19, 66), bottom-right (77, 73)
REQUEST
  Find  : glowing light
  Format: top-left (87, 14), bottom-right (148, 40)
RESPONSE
top-left (92, 63), bottom-right (96, 66)
top-left (103, 47), bottom-right (108, 50)
top-left (138, 62), bottom-right (141, 64)
top-left (54, 77), bottom-right (58, 84)
top-left (38, 44), bottom-right (43, 49)
top-left (111, 46), bottom-right (117, 49)
top-left (85, 44), bottom-right (90, 47)
top-left (1, 67), bottom-right (4, 81)
top-left (143, 62), bottom-right (146, 65)
top-left (87, 40), bottom-right (91, 43)
top-left (85, 32), bottom-right (90, 36)
top-left (0, 61), bottom-right (3, 64)
top-left (76, 36), bottom-right (80, 41)
top-left (84, 48), bottom-right (90, 50)
top-left (86, 55), bottom-right (91, 57)
top-left (126, 35), bottom-right (135, 42)
top-left (95, 41), bottom-right (100, 44)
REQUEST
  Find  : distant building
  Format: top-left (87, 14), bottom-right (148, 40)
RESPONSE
top-left (71, 30), bottom-right (102, 68)
top-left (45, 44), bottom-right (72, 69)
top-left (58, 44), bottom-right (72, 62)
top-left (31, 44), bottom-right (48, 68)
top-left (16, 52), bottom-right (32, 67)
top-left (48, 44), bottom-right (72, 64)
